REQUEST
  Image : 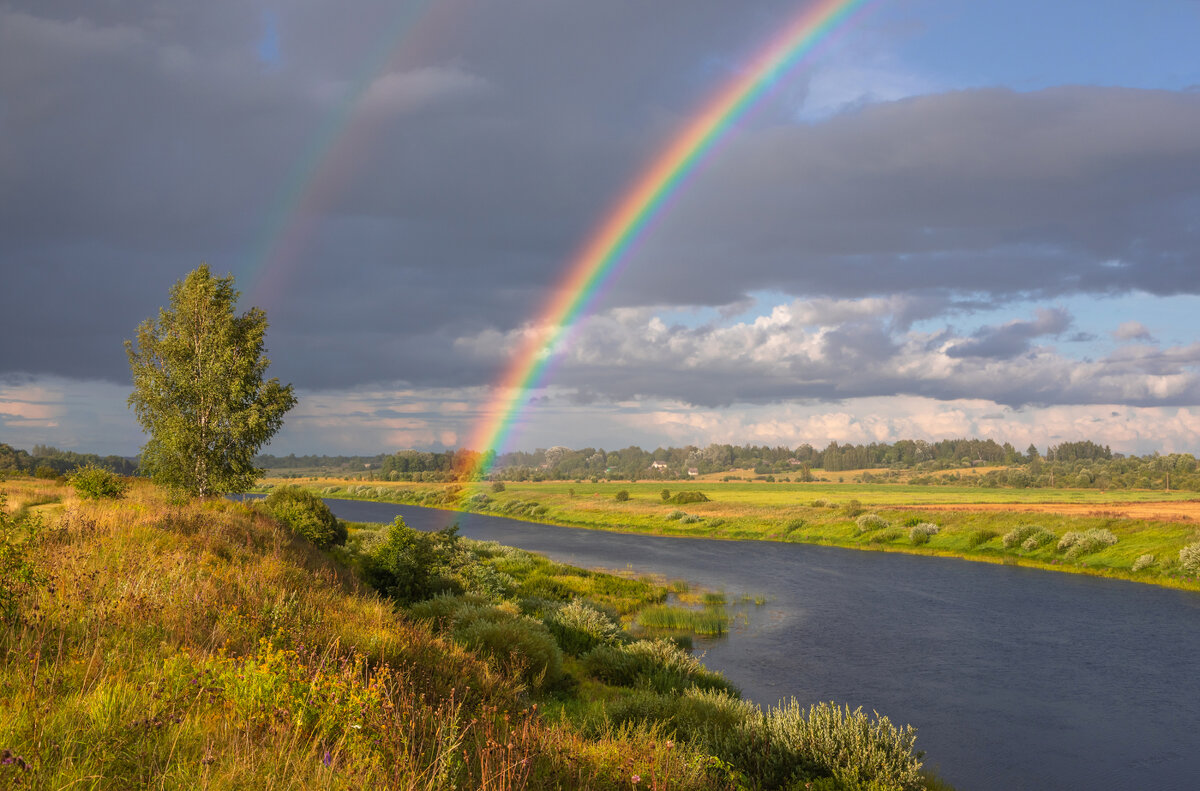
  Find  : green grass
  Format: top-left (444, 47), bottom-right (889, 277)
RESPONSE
top-left (280, 477), bottom-right (1200, 592)
top-left (5, 478), bottom-right (955, 790)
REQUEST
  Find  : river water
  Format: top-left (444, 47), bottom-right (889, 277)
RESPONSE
top-left (314, 497), bottom-right (1200, 791)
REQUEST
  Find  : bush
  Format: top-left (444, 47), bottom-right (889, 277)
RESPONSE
top-left (665, 509), bottom-right (685, 521)
top-left (490, 481), bottom-right (505, 492)
top-left (661, 489), bottom-right (670, 501)
top-left (966, 529), bottom-right (998, 548)
top-left (614, 490), bottom-right (630, 502)
top-left (1057, 528), bottom-right (1118, 559)
top-left (262, 486), bottom-right (346, 548)
top-left (680, 514), bottom-right (703, 524)
top-left (1132, 554), bottom-right (1156, 572)
top-left (1002, 525), bottom-right (1042, 549)
top-left (670, 491), bottom-right (710, 505)
top-left (364, 519), bottom-right (465, 603)
top-left (455, 613), bottom-right (563, 689)
top-left (909, 523), bottom-right (939, 545)
top-left (844, 499), bottom-right (865, 518)
top-left (765, 700), bottom-right (925, 791)
top-left (869, 528), bottom-right (902, 544)
top-left (544, 599), bottom-right (622, 656)
top-left (582, 639), bottom-right (737, 696)
top-left (854, 513), bottom-right (890, 534)
top-left (1020, 528), bottom-right (1057, 552)
top-left (1179, 542), bottom-right (1200, 574)
top-left (68, 464), bottom-right (129, 500)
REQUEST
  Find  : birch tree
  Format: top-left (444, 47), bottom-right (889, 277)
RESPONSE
top-left (126, 265), bottom-right (296, 496)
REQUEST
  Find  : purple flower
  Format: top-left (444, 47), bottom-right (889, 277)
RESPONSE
top-left (322, 750), bottom-right (332, 767)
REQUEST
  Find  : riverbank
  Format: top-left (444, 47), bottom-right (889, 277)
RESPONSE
top-left (2, 477), bottom-right (946, 791)
top-left (261, 477), bottom-right (1200, 593)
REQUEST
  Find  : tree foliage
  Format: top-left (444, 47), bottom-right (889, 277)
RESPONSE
top-left (126, 265), bottom-right (296, 497)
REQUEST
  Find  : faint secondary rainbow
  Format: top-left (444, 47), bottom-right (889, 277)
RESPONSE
top-left (465, 0), bottom-right (875, 476)
top-left (241, 1), bottom-right (444, 308)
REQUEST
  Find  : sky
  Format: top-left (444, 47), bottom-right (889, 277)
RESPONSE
top-left (2, 0), bottom-right (1200, 458)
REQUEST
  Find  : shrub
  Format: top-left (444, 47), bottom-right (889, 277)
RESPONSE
top-left (262, 485), bottom-right (346, 548)
top-left (765, 700), bottom-right (925, 791)
top-left (614, 490), bottom-right (630, 502)
top-left (466, 492), bottom-right (491, 507)
top-left (455, 614), bottom-right (563, 689)
top-left (811, 499), bottom-right (827, 507)
top-left (680, 514), bottom-right (703, 524)
top-left (68, 464), bottom-right (129, 500)
top-left (582, 639), bottom-right (737, 696)
top-left (1020, 528), bottom-right (1057, 552)
top-left (1179, 542), bottom-right (1200, 574)
top-left (869, 528), bottom-right (902, 544)
top-left (966, 529), bottom-right (998, 548)
top-left (544, 599), bottom-right (622, 656)
top-left (490, 481), bottom-right (505, 492)
top-left (661, 489), bottom-right (671, 501)
top-left (844, 499), bottom-right (865, 518)
top-left (670, 490), bottom-right (710, 505)
top-left (1132, 554), bottom-right (1156, 572)
top-left (665, 510), bottom-right (685, 521)
top-left (1057, 528), bottom-right (1118, 559)
top-left (854, 513), bottom-right (889, 534)
top-left (909, 523), bottom-right (939, 545)
top-left (364, 519), bottom-right (464, 603)
top-left (1002, 525), bottom-right (1042, 549)
top-left (784, 518), bottom-right (805, 533)
top-left (901, 515), bottom-right (924, 527)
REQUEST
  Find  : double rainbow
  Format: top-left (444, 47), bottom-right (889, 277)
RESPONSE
top-left (464, 0), bottom-right (874, 476)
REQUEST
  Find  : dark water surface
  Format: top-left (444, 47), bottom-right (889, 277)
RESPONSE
top-left (317, 498), bottom-right (1200, 791)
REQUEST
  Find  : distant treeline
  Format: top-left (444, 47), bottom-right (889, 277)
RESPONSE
top-left (0, 443), bottom-right (137, 477)
top-left (9, 437), bottom-right (1190, 491)
top-left (338, 438), bottom-right (1144, 486)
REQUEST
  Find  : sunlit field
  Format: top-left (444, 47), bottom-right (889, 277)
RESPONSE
top-left (266, 476), bottom-right (1200, 593)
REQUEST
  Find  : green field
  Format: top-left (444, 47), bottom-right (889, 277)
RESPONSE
top-left (275, 478), bottom-right (1200, 593)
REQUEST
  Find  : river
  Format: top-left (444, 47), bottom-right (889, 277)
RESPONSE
top-left (311, 497), bottom-right (1200, 791)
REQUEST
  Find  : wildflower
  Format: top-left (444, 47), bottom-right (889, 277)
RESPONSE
top-left (322, 750), bottom-right (332, 767)
top-left (631, 774), bottom-right (641, 785)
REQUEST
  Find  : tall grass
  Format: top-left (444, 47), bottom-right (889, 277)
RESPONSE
top-left (0, 480), bottom-right (728, 790)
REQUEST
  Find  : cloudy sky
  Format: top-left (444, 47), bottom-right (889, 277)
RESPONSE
top-left (3, 0), bottom-right (1200, 457)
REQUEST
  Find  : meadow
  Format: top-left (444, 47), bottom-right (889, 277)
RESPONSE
top-left (1, 476), bottom-right (943, 790)
top-left (265, 476), bottom-right (1200, 593)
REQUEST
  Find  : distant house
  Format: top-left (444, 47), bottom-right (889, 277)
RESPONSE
top-left (687, 467), bottom-right (699, 477)
top-left (787, 458), bottom-right (802, 466)
top-left (650, 461), bottom-right (668, 470)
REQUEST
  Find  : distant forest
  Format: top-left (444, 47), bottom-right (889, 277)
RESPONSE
top-left (5, 439), bottom-right (1198, 491)
top-left (0, 443), bottom-right (137, 477)
top-left (261, 438), bottom-right (1200, 492)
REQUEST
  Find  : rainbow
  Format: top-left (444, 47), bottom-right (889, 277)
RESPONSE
top-left (464, 0), bottom-right (875, 476)
top-left (241, 1), bottom-right (443, 307)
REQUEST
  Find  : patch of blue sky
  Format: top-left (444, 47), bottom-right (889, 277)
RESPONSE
top-left (903, 292), bottom-right (1200, 361)
top-left (799, 0), bottom-right (1200, 122)
top-left (258, 10), bottom-right (281, 67)
top-left (873, 0), bottom-right (1200, 92)
top-left (653, 290), bottom-right (790, 330)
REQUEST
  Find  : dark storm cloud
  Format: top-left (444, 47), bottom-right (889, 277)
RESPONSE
top-left (945, 307), bottom-right (1071, 360)
top-left (2, 1), bottom-right (1199, 412)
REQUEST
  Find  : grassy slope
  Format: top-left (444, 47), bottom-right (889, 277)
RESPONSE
top-left (276, 478), bottom-right (1200, 593)
top-left (0, 479), bottom-right (728, 790)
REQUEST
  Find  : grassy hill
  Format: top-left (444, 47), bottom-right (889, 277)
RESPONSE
top-left (1, 478), bottom-right (937, 790)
